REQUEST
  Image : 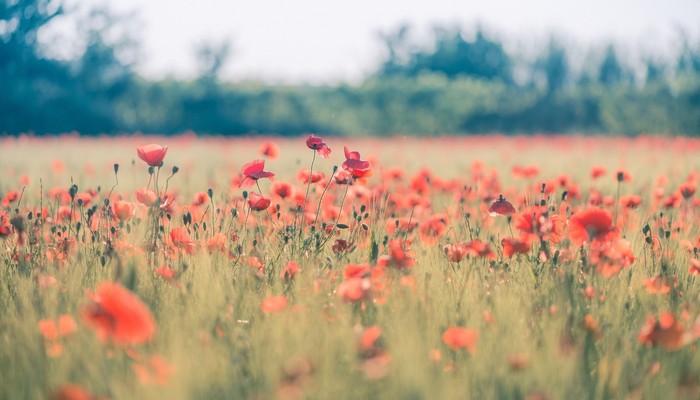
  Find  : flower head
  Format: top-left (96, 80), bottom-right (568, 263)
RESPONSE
top-left (568, 208), bottom-right (618, 245)
top-left (248, 192), bottom-right (271, 211)
top-left (342, 146), bottom-right (372, 179)
top-left (82, 282), bottom-right (156, 346)
top-left (488, 194), bottom-right (516, 217)
top-left (240, 159), bottom-right (275, 188)
top-left (137, 144), bottom-right (168, 167)
top-left (442, 327), bottom-right (478, 352)
top-left (305, 134), bottom-right (331, 158)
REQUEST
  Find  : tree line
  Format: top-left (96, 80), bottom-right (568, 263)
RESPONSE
top-left (2, 0), bottom-right (699, 136)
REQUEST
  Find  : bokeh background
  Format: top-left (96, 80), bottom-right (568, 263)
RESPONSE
top-left (2, 0), bottom-right (700, 136)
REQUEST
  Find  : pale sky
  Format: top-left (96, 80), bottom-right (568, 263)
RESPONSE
top-left (47, 0), bottom-right (700, 83)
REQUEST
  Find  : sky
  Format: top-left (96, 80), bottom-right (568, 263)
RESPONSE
top-left (48, 0), bottom-right (700, 84)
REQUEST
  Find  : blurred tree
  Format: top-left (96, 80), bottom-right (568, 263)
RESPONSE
top-left (598, 45), bottom-right (630, 86)
top-left (534, 39), bottom-right (569, 95)
top-left (377, 24), bottom-right (412, 76)
top-left (195, 39), bottom-right (231, 83)
top-left (379, 26), bottom-right (512, 83)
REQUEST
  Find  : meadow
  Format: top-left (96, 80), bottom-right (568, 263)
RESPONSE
top-left (2, 134), bottom-right (700, 400)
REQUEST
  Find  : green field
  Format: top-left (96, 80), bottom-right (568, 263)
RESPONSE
top-left (2, 135), bottom-right (700, 399)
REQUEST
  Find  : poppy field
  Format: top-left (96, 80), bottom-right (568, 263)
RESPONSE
top-left (3, 134), bottom-right (700, 399)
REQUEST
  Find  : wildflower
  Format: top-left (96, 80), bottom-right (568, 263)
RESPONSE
top-left (591, 166), bottom-right (606, 179)
top-left (502, 235), bottom-right (532, 258)
top-left (297, 169), bottom-right (324, 184)
top-left (38, 314), bottom-right (77, 357)
top-left (568, 208), bottom-right (617, 245)
top-left (155, 266), bottom-right (176, 280)
top-left (689, 259), bottom-right (700, 275)
top-left (259, 141), bottom-right (280, 159)
top-left (169, 227), bottom-right (195, 254)
top-left (261, 295), bottom-right (288, 313)
top-left (679, 182), bottom-right (696, 199)
top-left (133, 355), bottom-right (175, 386)
top-left (515, 206), bottom-right (563, 243)
top-left (616, 169), bottom-right (632, 182)
top-left (377, 239), bottom-right (415, 270)
top-left (444, 243), bottom-right (469, 263)
top-left (332, 239), bottom-right (353, 255)
top-left (512, 164), bottom-right (539, 179)
top-left (465, 240), bottom-right (495, 259)
top-left (137, 144), bottom-right (168, 167)
top-left (337, 278), bottom-right (370, 303)
top-left (281, 261), bottom-right (301, 281)
top-left (638, 311), bottom-right (686, 351)
top-left (583, 314), bottom-right (602, 340)
top-left (112, 200), bottom-right (136, 221)
top-left (488, 194), bottom-right (516, 217)
top-left (240, 159), bottom-right (275, 189)
top-left (619, 195), bottom-right (642, 209)
top-left (248, 192), bottom-right (272, 211)
top-left (51, 384), bottom-right (97, 400)
top-left (342, 146), bottom-right (372, 179)
top-left (270, 181), bottom-right (294, 199)
top-left (442, 327), bottom-right (478, 353)
top-left (644, 275), bottom-right (677, 295)
top-left (359, 326), bottom-right (383, 351)
top-left (588, 238), bottom-right (635, 277)
top-left (135, 188), bottom-right (158, 206)
top-left (305, 134), bottom-right (331, 158)
top-left (82, 282), bottom-right (156, 346)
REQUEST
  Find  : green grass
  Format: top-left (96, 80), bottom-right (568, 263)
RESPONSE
top-left (1, 135), bottom-right (700, 399)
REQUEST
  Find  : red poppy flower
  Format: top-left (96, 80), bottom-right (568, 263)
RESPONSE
top-left (638, 311), bottom-right (686, 351)
top-left (169, 227), bottom-right (195, 254)
top-left (442, 327), bottom-right (478, 352)
top-left (51, 384), bottom-right (97, 400)
top-left (689, 259), bottom-right (700, 275)
top-left (568, 208), bottom-right (618, 245)
top-left (270, 181), bottom-right (294, 199)
top-left (137, 144), bottom-right (168, 167)
top-left (133, 355), bottom-right (175, 386)
top-left (281, 261), bottom-right (301, 281)
top-left (248, 192), bottom-right (271, 211)
top-left (502, 235), bottom-right (532, 258)
top-left (260, 295), bottom-right (288, 313)
top-left (377, 239), bottom-right (415, 270)
top-left (338, 278), bottom-right (370, 303)
top-left (113, 200), bottom-right (136, 221)
top-left (488, 194), bottom-right (516, 217)
top-left (515, 206), bottom-right (563, 243)
top-left (305, 134), bottom-right (331, 158)
top-left (679, 182), bottom-right (696, 199)
top-left (444, 243), bottom-right (469, 263)
top-left (135, 188), bottom-right (158, 206)
top-left (297, 169), bottom-right (324, 184)
top-left (512, 164), bottom-right (539, 179)
top-left (619, 195), bottom-right (642, 208)
top-left (359, 326), bottom-right (382, 351)
top-left (591, 166), bottom-right (606, 179)
top-left (332, 239), bottom-right (353, 254)
top-left (82, 282), bottom-right (156, 346)
top-left (465, 240), bottom-right (495, 259)
top-left (588, 238), bottom-right (635, 277)
top-left (342, 146), bottom-right (372, 179)
top-left (240, 159), bottom-right (275, 188)
top-left (615, 169), bottom-right (632, 182)
top-left (258, 141), bottom-right (280, 159)
top-left (644, 275), bottom-right (677, 294)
